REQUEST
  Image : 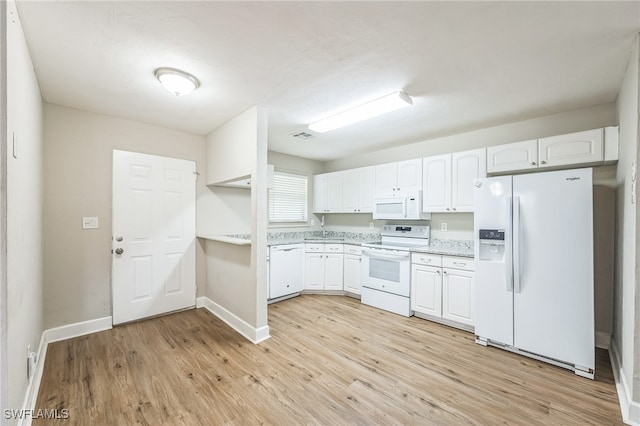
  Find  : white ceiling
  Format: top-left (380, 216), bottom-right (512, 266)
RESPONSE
top-left (16, 1), bottom-right (640, 161)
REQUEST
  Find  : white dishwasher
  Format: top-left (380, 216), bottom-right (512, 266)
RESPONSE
top-left (269, 244), bottom-right (304, 300)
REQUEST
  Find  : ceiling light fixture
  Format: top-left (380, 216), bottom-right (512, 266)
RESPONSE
top-left (308, 91), bottom-right (413, 133)
top-left (154, 67), bottom-right (200, 96)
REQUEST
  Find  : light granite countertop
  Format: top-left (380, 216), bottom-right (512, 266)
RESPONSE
top-left (200, 231), bottom-right (474, 258)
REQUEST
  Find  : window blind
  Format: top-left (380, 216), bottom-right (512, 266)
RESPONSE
top-left (269, 171), bottom-right (308, 223)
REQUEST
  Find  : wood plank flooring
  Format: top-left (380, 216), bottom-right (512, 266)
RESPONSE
top-left (35, 295), bottom-right (622, 425)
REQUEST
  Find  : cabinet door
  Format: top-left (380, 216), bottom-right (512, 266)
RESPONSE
top-left (304, 253), bottom-right (324, 290)
top-left (538, 128), bottom-right (603, 168)
top-left (326, 172), bottom-right (343, 213)
top-left (411, 264), bottom-right (442, 317)
top-left (487, 139), bottom-right (538, 173)
top-left (452, 148), bottom-right (487, 212)
top-left (313, 174), bottom-right (328, 213)
top-left (397, 159), bottom-right (422, 193)
top-left (358, 166), bottom-right (376, 213)
top-left (442, 269), bottom-right (474, 326)
top-left (343, 254), bottom-right (361, 294)
top-left (375, 162), bottom-right (398, 195)
top-left (422, 154), bottom-right (451, 212)
top-left (324, 253), bottom-right (344, 290)
top-left (341, 169), bottom-right (359, 213)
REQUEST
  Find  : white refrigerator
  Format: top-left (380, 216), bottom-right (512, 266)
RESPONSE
top-left (473, 168), bottom-right (594, 378)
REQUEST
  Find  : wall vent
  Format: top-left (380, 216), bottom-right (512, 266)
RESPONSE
top-left (291, 131), bottom-right (314, 139)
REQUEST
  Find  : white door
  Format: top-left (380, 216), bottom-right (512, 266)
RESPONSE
top-left (512, 168), bottom-right (594, 369)
top-left (452, 149), bottom-right (487, 212)
top-left (442, 268), bottom-right (474, 326)
top-left (411, 265), bottom-right (442, 317)
top-left (375, 162), bottom-right (398, 195)
top-left (486, 139), bottom-right (538, 173)
top-left (397, 159), bottom-right (422, 192)
top-left (473, 175), bottom-right (513, 345)
top-left (357, 166), bottom-right (376, 213)
top-left (422, 154), bottom-right (451, 212)
top-left (538, 128), bottom-right (603, 168)
top-left (326, 172), bottom-right (343, 213)
top-left (313, 174), bottom-right (328, 213)
top-left (112, 150), bottom-right (196, 325)
top-left (344, 254), bottom-right (362, 294)
top-left (324, 253), bottom-right (344, 290)
top-left (341, 169), bottom-right (359, 213)
top-left (304, 253), bottom-right (324, 290)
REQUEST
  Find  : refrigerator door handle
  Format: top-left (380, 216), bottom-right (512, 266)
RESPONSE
top-left (505, 195), bottom-right (513, 291)
top-left (513, 196), bottom-right (521, 293)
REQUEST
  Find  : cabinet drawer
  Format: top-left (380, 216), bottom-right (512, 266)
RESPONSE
top-left (344, 245), bottom-right (362, 256)
top-left (325, 244), bottom-right (343, 253)
top-left (412, 253), bottom-right (442, 267)
top-left (442, 256), bottom-right (474, 271)
top-left (305, 243), bottom-right (324, 253)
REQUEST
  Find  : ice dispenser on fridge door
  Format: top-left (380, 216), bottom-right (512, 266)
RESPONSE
top-left (478, 229), bottom-right (505, 261)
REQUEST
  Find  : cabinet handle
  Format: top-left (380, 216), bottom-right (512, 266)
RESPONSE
top-left (541, 160), bottom-right (547, 164)
top-left (452, 207), bottom-right (457, 211)
top-left (421, 258), bottom-right (431, 263)
top-left (443, 271), bottom-right (448, 275)
top-left (437, 270), bottom-right (440, 275)
top-left (446, 207), bottom-right (450, 211)
top-left (453, 261), bottom-right (466, 267)
top-left (531, 162), bottom-right (536, 165)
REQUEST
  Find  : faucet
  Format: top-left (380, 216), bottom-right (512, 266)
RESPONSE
top-left (321, 215), bottom-right (327, 238)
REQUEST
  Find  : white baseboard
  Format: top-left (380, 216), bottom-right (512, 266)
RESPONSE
top-left (18, 316), bottom-right (113, 426)
top-left (197, 296), bottom-right (270, 344)
top-left (45, 316), bottom-right (112, 343)
top-left (609, 340), bottom-right (640, 425)
top-left (596, 331), bottom-right (611, 349)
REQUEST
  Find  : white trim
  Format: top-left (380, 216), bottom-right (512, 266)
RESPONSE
top-left (17, 317), bottom-right (112, 426)
top-left (595, 331), bottom-right (611, 349)
top-left (609, 340), bottom-right (640, 425)
top-left (197, 296), bottom-right (270, 344)
top-left (45, 316), bottom-right (113, 343)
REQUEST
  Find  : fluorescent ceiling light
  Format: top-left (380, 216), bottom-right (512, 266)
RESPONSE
top-left (308, 91), bottom-right (413, 133)
top-left (155, 67), bottom-right (200, 96)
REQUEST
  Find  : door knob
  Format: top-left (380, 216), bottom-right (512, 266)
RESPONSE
top-left (115, 248), bottom-right (124, 255)
top-left (115, 236), bottom-right (123, 242)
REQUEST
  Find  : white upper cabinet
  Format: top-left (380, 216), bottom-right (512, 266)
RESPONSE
top-left (375, 159), bottom-right (422, 196)
top-left (538, 128), bottom-right (603, 168)
top-left (422, 154), bottom-right (451, 212)
top-left (342, 166), bottom-right (375, 213)
top-left (313, 172), bottom-right (343, 213)
top-left (423, 149), bottom-right (486, 213)
top-left (452, 148), bottom-right (487, 212)
top-left (487, 127), bottom-right (616, 174)
top-left (487, 139), bottom-right (538, 173)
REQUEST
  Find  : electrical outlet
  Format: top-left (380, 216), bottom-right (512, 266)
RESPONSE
top-left (441, 222), bottom-right (448, 231)
top-left (369, 222), bottom-right (374, 229)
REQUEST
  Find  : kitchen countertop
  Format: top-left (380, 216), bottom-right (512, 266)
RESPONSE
top-left (202, 232), bottom-right (474, 258)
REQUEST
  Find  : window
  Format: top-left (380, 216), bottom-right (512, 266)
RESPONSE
top-left (268, 171), bottom-right (308, 223)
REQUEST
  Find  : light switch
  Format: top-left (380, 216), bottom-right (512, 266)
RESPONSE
top-left (82, 217), bottom-right (99, 229)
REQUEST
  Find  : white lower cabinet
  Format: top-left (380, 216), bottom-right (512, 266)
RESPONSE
top-left (411, 253), bottom-right (474, 329)
top-left (343, 245), bottom-right (362, 295)
top-left (304, 243), bottom-right (344, 291)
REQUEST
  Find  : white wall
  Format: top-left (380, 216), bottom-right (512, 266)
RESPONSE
top-left (203, 106), bottom-right (269, 337)
top-left (614, 34), bottom-right (640, 419)
top-left (43, 104), bottom-right (208, 328)
top-left (6, 0), bottom-right (44, 417)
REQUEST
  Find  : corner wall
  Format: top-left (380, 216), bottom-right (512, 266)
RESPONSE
top-left (613, 34), bottom-right (639, 423)
top-left (6, 0), bottom-right (44, 418)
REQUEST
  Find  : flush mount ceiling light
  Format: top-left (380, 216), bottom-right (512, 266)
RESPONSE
top-left (154, 67), bottom-right (200, 96)
top-left (308, 91), bottom-right (413, 133)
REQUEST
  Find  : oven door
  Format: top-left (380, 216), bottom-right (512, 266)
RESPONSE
top-left (361, 248), bottom-right (411, 297)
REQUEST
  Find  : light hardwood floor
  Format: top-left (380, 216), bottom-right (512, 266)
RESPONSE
top-left (35, 295), bottom-right (622, 425)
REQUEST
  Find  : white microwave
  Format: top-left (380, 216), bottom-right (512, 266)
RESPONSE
top-left (372, 191), bottom-right (430, 220)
